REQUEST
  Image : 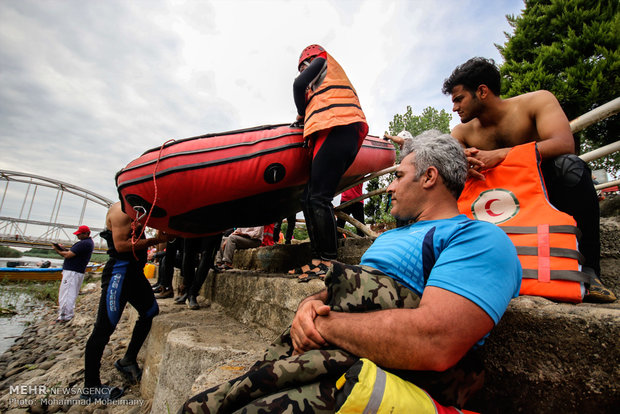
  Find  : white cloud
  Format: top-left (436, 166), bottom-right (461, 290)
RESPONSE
top-left (0, 0), bottom-right (524, 229)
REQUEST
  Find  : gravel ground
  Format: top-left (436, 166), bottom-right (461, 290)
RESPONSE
top-left (0, 278), bottom-right (150, 414)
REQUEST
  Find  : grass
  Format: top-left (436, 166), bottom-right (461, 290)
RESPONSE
top-left (0, 280), bottom-right (57, 317)
top-left (0, 272), bottom-right (95, 316)
top-left (0, 279), bottom-right (62, 305)
top-left (90, 253), bottom-right (108, 263)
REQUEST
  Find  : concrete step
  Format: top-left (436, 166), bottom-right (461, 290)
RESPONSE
top-left (138, 297), bottom-right (271, 412)
top-left (470, 296), bottom-right (619, 412)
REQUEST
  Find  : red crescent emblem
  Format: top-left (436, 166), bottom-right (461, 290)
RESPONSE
top-left (484, 199), bottom-right (502, 217)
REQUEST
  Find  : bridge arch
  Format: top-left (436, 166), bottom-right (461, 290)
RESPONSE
top-left (0, 170), bottom-right (114, 251)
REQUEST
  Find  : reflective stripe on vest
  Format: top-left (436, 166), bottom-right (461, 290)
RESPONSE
top-left (457, 142), bottom-right (588, 303)
top-left (335, 358), bottom-right (468, 414)
top-left (303, 53), bottom-right (368, 139)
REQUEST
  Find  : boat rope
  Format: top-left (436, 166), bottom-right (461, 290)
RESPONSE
top-left (130, 139), bottom-right (175, 260)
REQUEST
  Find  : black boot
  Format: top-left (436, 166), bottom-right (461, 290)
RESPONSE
top-left (174, 292), bottom-right (188, 304)
top-left (114, 359), bottom-right (142, 384)
top-left (188, 295), bottom-right (199, 310)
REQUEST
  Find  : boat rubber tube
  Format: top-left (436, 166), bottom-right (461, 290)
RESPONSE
top-left (116, 124), bottom-right (395, 238)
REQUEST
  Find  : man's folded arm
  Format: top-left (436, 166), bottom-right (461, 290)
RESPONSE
top-left (314, 286), bottom-right (494, 372)
top-left (291, 289), bottom-right (330, 354)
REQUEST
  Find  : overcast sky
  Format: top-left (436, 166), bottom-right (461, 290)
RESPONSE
top-left (0, 0), bottom-right (524, 231)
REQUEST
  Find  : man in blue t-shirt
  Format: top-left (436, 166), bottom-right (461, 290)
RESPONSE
top-left (53, 224), bottom-right (94, 323)
top-left (180, 130), bottom-right (522, 413)
top-left (291, 130), bottom-right (521, 381)
top-left (180, 131), bottom-right (521, 413)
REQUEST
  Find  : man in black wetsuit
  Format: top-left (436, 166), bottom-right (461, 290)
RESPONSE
top-left (81, 202), bottom-right (168, 402)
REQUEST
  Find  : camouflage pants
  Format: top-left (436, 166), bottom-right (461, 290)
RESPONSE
top-left (179, 262), bottom-right (484, 413)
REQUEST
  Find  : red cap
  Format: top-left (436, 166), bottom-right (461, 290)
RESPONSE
top-left (73, 225), bottom-right (90, 235)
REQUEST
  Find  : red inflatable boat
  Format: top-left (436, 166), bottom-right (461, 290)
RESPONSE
top-left (116, 124), bottom-right (394, 237)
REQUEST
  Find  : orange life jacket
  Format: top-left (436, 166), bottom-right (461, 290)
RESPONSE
top-left (303, 53), bottom-right (368, 140)
top-left (457, 142), bottom-right (588, 303)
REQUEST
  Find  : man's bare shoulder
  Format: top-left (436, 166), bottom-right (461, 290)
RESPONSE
top-left (106, 202), bottom-right (131, 230)
top-left (506, 90), bottom-right (559, 111)
top-left (451, 121), bottom-right (481, 147)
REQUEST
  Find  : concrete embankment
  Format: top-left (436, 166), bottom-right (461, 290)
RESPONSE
top-left (144, 217), bottom-right (619, 413)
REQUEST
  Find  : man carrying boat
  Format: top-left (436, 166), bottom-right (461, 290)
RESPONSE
top-left (81, 202), bottom-right (168, 402)
top-left (442, 57), bottom-right (615, 303)
top-left (53, 224), bottom-right (94, 323)
top-left (179, 131), bottom-right (521, 412)
top-left (289, 44), bottom-right (369, 281)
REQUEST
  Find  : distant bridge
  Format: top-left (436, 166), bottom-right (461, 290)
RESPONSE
top-left (0, 170), bottom-right (114, 252)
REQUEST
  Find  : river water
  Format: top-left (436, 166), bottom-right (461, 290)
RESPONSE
top-left (0, 256), bottom-right (62, 355)
top-left (0, 289), bottom-right (47, 354)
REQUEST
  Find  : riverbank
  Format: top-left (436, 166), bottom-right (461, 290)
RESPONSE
top-left (0, 278), bottom-right (148, 414)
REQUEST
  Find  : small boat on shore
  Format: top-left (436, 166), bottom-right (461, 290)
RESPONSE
top-left (0, 263), bottom-right (104, 282)
top-left (0, 267), bottom-right (63, 281)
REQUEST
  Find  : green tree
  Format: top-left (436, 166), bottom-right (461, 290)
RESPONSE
top-left (497, 0), bottom-right (619, 172)
top-left (363, 174), bottom-right (384, 225)
top-left (388, 106), bottom-right (452, 141)
top-left (364, 106), bottom-right (452, 224)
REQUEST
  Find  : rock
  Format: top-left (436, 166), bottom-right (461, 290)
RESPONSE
top-left (46, 404), bottom-right (64, 413)
top-left (39, 360), bottom-right (56, 370)
top-left (6, 360), bottom-right (23, 372)
top-left (0, 279), bottom-right (156, 413)
top-left (17, 368), bottom-right (46, 381)
top-left (600, 196), bottom-right (620, 217)
top-left (81, 283), bottom-right (98, 294)
top-left (66, 404), bottom-right (86, 413)
top-left (2, 231), bottom-right (620, 413)
top-left (29, 402), bottom-right (46, 414)
top-left (4, 365), bottom-right (27, 378)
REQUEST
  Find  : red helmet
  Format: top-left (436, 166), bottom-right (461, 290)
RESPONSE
top-left (298, 44), bottom-right (326, 70)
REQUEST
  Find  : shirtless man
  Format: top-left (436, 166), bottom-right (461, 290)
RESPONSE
top-left (82, 202), bottom-right (168, 401)
top-left (442, 57), bottom-right (615, 303)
